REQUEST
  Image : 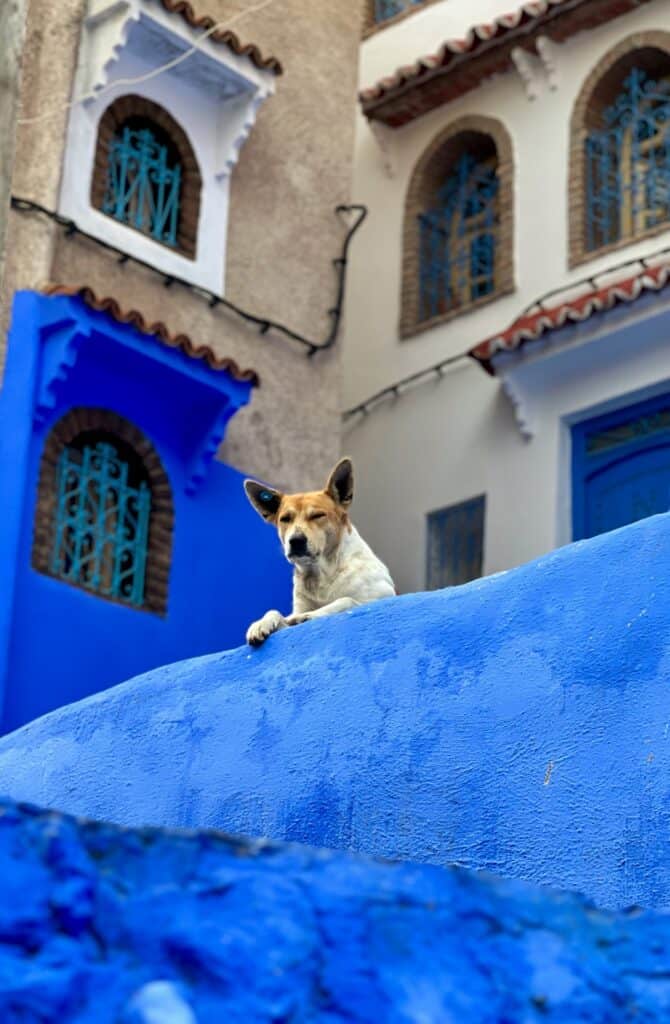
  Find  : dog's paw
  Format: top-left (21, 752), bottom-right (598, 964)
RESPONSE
top-left (285, 612), bottom-right (311, 627)
top-left (246, 610), bottom-right (286, 647)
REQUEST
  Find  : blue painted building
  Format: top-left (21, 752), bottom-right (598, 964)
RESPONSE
top-left (0, 289), bottom-right (291, 733)
top-left (3, 508), bottom-right (670, 911)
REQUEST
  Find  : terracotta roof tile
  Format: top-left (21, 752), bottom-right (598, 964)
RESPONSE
top-left (360, 0), bottom-right (652, 127)
top-left (469, 261), bottom-right (670, 374)
top-left (152, 0), bottom-right (283, 75)
top-left (42, 284), bottom-right (260, 385)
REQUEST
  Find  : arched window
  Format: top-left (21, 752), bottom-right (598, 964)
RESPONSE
top-left (33, 409), bottom-right (173, 614)
top-left (91, 95), bottom-right (201, 258)
top-left (402, 118), bottom-right (514, 336)
top-left (570, 36), bottom-right (670, 264)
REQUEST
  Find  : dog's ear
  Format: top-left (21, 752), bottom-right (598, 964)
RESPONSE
top-left (325, 457), bottom-right (354, 509)
top-left (244, 480), bottom-right (283, 523)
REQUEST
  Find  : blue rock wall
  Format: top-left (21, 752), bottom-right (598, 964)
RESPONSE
top-left (1, 798), bottom-right (670, 1023)
top-left (1, 512), bottom-right (670, 909)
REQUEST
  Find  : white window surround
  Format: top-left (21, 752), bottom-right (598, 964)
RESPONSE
top-left (59, 0), bottom-right (277, 293)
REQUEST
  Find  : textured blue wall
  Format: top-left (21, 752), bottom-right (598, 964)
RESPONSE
top-left (0, 291), bottom-right (292, 732)
top-left (1, 511), bottom-right (670, 909)
top-left (1, 798), bottom-right (670, 1023)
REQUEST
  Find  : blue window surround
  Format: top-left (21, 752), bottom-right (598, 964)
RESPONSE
top-left (103, 124), bottom-right (182, 248)
top-left (374, 0), bottom-right (426, 23)
top-left (418, 153), bottom-right (499, 323)
top-left (572, 392), bottom-right (670, 541)
top-left (426, 495), bottom-right (486, 590)
top-left (585, 68), bottom-right (670, 252)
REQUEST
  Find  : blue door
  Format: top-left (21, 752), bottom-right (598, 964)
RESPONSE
top-left (572, 395), bottom-right (670, 541)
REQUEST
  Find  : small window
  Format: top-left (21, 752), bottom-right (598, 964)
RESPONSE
top-left (102, 119), bottom-right (183, 249)
top-left (402, 120), bottom-right (513, 337)
top-left (33, 409), bottom-right (174, 615)
top-left (570, 41), bottom-right (670, 264)
top-left (419, 151), bottom-right (499, 323)
top-left (426, 496), bottom-right (485, 590)
top-left (373, 0), bottom-right (427, 24)
top-left (51, 434), bottom-right (151, 607)
top-left (91, 95), bottom-right (201, 259)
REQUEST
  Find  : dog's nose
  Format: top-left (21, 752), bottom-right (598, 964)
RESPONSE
top-left (289, 533), bottom-right (308, 557)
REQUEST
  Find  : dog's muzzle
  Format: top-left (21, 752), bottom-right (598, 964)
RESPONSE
top-left (288, 533), bottom-right (309, 558)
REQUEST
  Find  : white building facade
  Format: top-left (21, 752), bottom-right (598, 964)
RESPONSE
top-left (343, 0), bottom-right (670, 594)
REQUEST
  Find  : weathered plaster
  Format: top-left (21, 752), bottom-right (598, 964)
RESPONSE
top-left (2, 798), bottom-right (670, 1021)
top-left (2, 511), bottom-right (670, 910)
top-left (0, 0), bottom-right (27, 297)
top-left (2, 0), bottom-right (362, 490)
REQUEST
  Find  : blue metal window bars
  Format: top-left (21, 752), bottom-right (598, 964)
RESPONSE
top-left (374, 0), bottom-right (425, 23)
top-left (103, 124), bottom-right (182, 248)
top-left (418, 153), bottom-right (499, 323)
top-left (585, 68), bottom-right (670, 252)
top-left (51, 441), bottom-right (151, 608)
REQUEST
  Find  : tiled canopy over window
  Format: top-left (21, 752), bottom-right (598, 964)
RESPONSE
top-left (570, 34), bottom-right (670, 265)
top-left (33, 409), bottom-right (174, 614)
top-left (91, 95), bottom-right (201, 259)
top-left (402, 117), bottom-right (514, 337)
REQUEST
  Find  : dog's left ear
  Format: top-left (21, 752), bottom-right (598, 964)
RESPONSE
top-left (244, 480), bottom-right (283, 523)
top-left (325, 457), bottom-right (354, 509)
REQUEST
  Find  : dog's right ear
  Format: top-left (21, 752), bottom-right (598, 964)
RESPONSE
top-left (244, 480), bottom-right (283, 523)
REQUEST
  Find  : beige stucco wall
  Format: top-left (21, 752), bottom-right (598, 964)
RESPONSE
top-left (0, 0), bottom-right (28, 296)
top-left (1, 0), bottom-right (363, 492)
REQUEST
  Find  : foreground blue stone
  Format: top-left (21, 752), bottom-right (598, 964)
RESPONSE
top-left (0, 798), bottom-right (669, 1022)
top-left (1, 513), bottom-right (670, 909)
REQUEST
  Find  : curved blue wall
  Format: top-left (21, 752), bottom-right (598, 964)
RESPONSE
top-left (1, 512), bottom-right (670, 909)
top-left (1, 798), bottom-right (670, 1022)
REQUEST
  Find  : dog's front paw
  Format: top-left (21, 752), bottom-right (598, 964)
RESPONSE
top-left (246, 610), bottom-right (286, 647)
top-left (285, 612), bottom-right (311, 627)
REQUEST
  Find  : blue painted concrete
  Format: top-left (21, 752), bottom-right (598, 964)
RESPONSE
top-left (2, 511), bottom-right (670, 909)
top-left (0, 291), bottom-right (291, 732)
top-left (2, 798), bottom-right (670, 1023)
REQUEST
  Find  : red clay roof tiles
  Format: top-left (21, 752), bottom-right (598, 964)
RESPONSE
top-left (152, 0), bottom-right (283, 75)
top-left (360, 0), bottom-right (653, 127)
top-left (43, 284), bottom-right (260, 385)
top-left (469, 261), bottom-right (670, 374)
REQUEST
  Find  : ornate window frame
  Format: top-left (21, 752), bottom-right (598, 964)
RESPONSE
top-left (91, 94), bottom-right (202, 259)
top-left (569, 31), bottom-right (670, 268)
top-left (59, 0), bottom-right (277, 292)
top-left (32, 407), bottom-right (174, 615)
top-left (401, 115), bottom-right (514, 339)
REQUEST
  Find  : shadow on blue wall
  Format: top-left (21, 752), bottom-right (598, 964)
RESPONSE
top-left (0, 290), bottom-right (291, 732)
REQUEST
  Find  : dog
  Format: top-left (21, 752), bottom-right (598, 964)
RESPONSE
top-left (243, 457), bottom-right (395, 646)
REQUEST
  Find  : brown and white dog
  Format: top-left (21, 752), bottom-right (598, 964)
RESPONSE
top-left (244, 457), bottom-right (395, 646)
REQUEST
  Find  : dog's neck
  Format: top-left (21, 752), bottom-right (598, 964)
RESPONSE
top-left (293, 523), bottom-right (366, 592)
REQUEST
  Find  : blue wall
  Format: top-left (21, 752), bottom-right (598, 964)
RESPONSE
top-left (1, 510), bottom-right (670, 909)
top-left (0, 291), bottom-right (291, 732)
top-left (1, 797), bottom-right (670, 1022)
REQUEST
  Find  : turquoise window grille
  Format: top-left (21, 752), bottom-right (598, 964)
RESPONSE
top-left (426, 496), bottom-right (485, 590)
top-left (374, 0), bottom-right (425, 23)
top-left (50, 440), bottom-right (151, 608)
top-left (102, 123), bottom-right (182, 247)
top-left (585, 67), bottom-right (670, 252)
top-left (418, 153), bottom-right (499, 322)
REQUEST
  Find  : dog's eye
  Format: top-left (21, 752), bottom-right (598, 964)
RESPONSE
top-left (309, 512), bottom-right (326, 521)
top-left (279, 514), bottom-right (292, 524)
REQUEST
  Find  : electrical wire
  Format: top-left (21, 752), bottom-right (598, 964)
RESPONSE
top-left (17, 0), bottom-right (281, 127)
top-left (342, 244), bottom-right (670, 422)
top-left (10, 195), bottom-right (367, 356)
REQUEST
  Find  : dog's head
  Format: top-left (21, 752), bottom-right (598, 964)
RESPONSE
top-left (244, 458), bottom-right (354, 569)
